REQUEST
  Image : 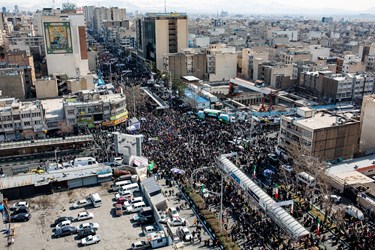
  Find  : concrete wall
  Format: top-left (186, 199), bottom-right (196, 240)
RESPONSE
top-left (35, 78), bottom-right (58, 98)
top-left (209, 53), bottom-right (237, 82)
top-left (155, 19), bottom-right (169, 71)
top-left (360, 95), bottom-right (375, 155)
top-left (177, 19), bottom-right (188, 53)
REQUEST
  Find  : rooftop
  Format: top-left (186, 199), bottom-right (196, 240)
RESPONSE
top-left (292, 111), bottom-right (358, 130)
top-left (41, 98), bottom-right (64, 121)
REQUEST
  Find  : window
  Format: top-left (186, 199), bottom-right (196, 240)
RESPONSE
top-left (24, 121), bottom-right (31, 126)
top-left (4, 124), bottom-right (13, 128)
top-left (34, 120), bottom-right (41, 125)
top-left (67, 110), bottom-right (75, 115)
top-left (13, 115), bottom-right (20, 120)
top-left (32, 112), bottom-right (41, 117)
top-left (22, 113), bottom-right (31, 118)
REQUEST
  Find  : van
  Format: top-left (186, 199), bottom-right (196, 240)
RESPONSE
top-left (296, 172), bottom-right (316, 188)
top-left (126, 202), bottom-right (146, 213)
top-left (111, 180), bottom-right (132, 191)
top-left (89, 193), bottom-right (102, 208)
top-left (71, 157), bottom-right (98, 167)
top-left (124, 197), bottom-right (144, 208)
top-left (119, 183), bottom-right (139, 194)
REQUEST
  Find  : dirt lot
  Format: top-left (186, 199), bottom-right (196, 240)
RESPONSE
top-left (0, 184), bottom-right (154, 250)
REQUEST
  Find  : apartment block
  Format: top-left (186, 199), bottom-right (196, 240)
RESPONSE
top-left (136, 13), bottom-right (188, 71)
top-left (360, 95), bottom-right (375, 155)
top-left (0, 98), bottom-right (46, 140)
top-left (279, 107), bottom-right (360, 161)
top-left (63, 90), bottom-right (128, 128)
top-left (163, 48), bottom-right (207, 80)
top-left (206, 44), bottom-right (237, 82)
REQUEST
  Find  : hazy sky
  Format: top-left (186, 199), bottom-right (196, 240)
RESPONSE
top-left (2, 0), bottom-right (375, 13)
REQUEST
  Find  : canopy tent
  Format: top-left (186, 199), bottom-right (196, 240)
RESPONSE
top-left (170, 168), bottom-right (185, 175)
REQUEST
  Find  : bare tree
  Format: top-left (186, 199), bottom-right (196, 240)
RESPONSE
top-left (57, 121), bottom-right (73, 136)
top-left (124, 85), bottom-right (147, 117)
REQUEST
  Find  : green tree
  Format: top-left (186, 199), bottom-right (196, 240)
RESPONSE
top-left (172, 79), bottom-right (187, 97)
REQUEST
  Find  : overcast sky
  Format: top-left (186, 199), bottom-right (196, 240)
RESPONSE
top-left (2, 0), bottom-right (375, 14)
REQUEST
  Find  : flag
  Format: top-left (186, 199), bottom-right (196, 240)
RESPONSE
top-left (316, 218), bottom-right (321, 235)
top-left (253, 164), bottom-right (257, 178)
top-left (275, 184), bottom-right (279, 200)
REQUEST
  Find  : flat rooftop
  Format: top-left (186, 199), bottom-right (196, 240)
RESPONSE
top-left (293, 112), bottom-right (358, 130)
top-left (0, 164), bottom-right (112, 189)
top-left (41, 98), bottom-right (64, 120)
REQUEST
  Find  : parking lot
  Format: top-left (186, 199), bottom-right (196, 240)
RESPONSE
top-left (0, 179), bottom-right (217, 250)
top-left (0, 184), bottom-right (154, 250)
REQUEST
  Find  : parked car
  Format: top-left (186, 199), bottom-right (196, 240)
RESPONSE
top-left (281, 164), bottom-right (293, 173)
top-left (324, 194), bottom-right (342, 204)
top-left (345, 205), bottom-right (364, 220)
top-left (177, 227), bottom-right (192, 241)
top-left (6, 213), bottom-right (31, 222)
top-left (168, 217), bottom-right (186, 227)
top-left (143, 225), bottom-right (158, 235)
top-left (115, 204), bottom-right (123, 217)
top-left (54, 226), bottom-right (77, 238)
top-left (158, 213), bottom-right (168, 224)
top-left (131, 241), bottom-right (149, 250)
top-left (136, 216), bottom-right (154, 226)
top-left (12, 201), bottom-right (29, 210)
top-left (81, 235), bottom-right (101, 246)
top-left (124, 197), bottom-right (143, 208)
top-left (55, 220), bottom-right (72, 229)
top-left (115, 191), bottom-right (133, 201)
top-left (168, 207), bottom-right (179, 218)
top-left (77, 228), bottom-right (96, 239)
top-left (12, 206), bottom-right (30, 215)
top-left (52, 216), bottom-right (74, 227)
top-left (74, 211), bottom-right (94, 221)
top-left (77, 222), bottom-right (100, 232)
top-left (72, 199), bottom-right (92, 209)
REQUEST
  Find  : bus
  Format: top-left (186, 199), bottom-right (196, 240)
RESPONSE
top-left (197, 109), bottom-right (233, 124)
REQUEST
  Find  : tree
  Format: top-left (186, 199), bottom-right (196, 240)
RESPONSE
top-left (57, 121), bottom-right (73, 136)
top-left (124, 85), bottom-right (147, 117)
top-left (172, 79), bottom-right (187, 97)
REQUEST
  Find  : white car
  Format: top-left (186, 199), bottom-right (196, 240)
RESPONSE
top-left (55, 220), bottom-right (71, 229)
top-left (281, 165), bottom-right (293, 173)
top-left (75, 211), bottom-right (94, 221)
top-left (115, 191), bottom-right (133, 200)
top-left (178, 227), bottom-right (192, 241)
top-left (168, 217), bottom-right (186, 227)
top-left (345, 205), bottom-right (364, 220)
top-left (168, 207), bottom-right (179, 218)
top-left (158, 213), bottom-right (168, 224)
top-left (72, 199), bottom-right (92, 209)
top-left (124, 197), bottom-right (143, 208)
top-left (324, 194), bottom-right (342, 204)
top-left (77, 222), bottom-right (100, 232)
top-left (81, 235), bottom-right (101, 246)
top-left (12, 201), bottom-right (29, 210)
top-left (131, 241), bottom-right (149, 250)
top-left (143, 225), bottom-right (158, 235)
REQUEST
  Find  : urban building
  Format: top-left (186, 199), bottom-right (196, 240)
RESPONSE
top-left (206, 44), bottom-right (237, 82)
top-left (63, 90), bottom-right (128, 128)
top-left (359, 95), bottom-right (375, 155)
top-left (92, 7), bottom-right (126, 32)
top-left (136, 13), bottom-right (188, 71)
top-left (163, 48), bottom-right (207, 80)
top-left (35, 77), bottom-right (58, 98)
top-left (242, 48), bottom-right (270, 80)
top-left (280, 50), bottom-right (312, 64)
top-left (0, 97), bottom-right (46, 141)
top-left (257, 62), bottom-right (295, 89)
top-left (279, 107), bottom-right (361, 161)
top-left (337, 55), bottom-right (365, 74)
top-left (308, 45), bottom-right (330, 62)
top-left (0, 68), bottom-right (27, 99)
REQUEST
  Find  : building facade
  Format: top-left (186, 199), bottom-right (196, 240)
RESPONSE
top-left (63, 90), bottom-right (128, 128)
top-left (360, 95), bottom-right (375, 155)
top-left (279, 108), bottom-right (360, 161)
top-left (136, 13), bottom-right (188, 71)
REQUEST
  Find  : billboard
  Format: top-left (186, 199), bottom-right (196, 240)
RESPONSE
top-left (44, 22), bottom-right (73, 54)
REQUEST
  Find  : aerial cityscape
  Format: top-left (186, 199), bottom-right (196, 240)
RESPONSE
top-left (0, 0), bottom-right (374, 249)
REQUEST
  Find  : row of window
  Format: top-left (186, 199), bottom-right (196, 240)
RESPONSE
top-left (1, 112), bottom-right (42, 121)
top-left (0, 120), bottom-right (41, 129)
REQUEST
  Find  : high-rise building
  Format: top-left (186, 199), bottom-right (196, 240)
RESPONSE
top-left (360, 95), bottom-right (375, 155)
top-left (136, 13), bottom-right (188, 71)
top-left (92, 7), bottom-right (126, 32)
top-left (39, 9), bottom-right (90, 80)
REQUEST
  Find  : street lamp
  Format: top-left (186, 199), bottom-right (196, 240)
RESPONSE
top-left (54, 147), bottom-right (60, 162)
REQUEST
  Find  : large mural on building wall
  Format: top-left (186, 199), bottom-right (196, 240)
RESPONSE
top-left (44, 22), bottom-right (73, 54)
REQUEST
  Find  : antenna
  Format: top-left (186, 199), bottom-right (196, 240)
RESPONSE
top-left (52, 0), bottom-right (55, 9)
top-left (164, 0), bottom-right (166, 13)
